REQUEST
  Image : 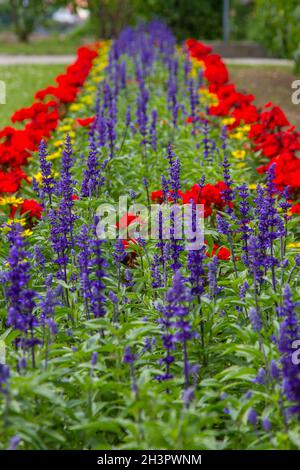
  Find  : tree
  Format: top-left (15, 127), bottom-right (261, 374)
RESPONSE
top-left (10, 0), bottom-right (46, 42)
top-left (86, 0), bottom-right (223, 41)
top-left (87, 0), bottom-right (137, 39)
top-left (9, 0), bottom-right (68, 43)
top-left (136, 0), bottom-right (222, 40)
top-left (249, 0), bottom-right (300, 59)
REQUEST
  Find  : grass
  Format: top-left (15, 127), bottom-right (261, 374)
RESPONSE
top-left (0, 34), bottom-right (93, 56)
top-left (0, 64), bottom-right (66, 128)
top-left (228, 64), bottom-right (300, 129)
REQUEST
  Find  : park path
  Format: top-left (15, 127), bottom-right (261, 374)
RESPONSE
top-left (224, 58), bottom-right (293, 66)
top-left (0, 55), bottom-right (294, 66)
top-left (0, 55), bottom-right (76, 65)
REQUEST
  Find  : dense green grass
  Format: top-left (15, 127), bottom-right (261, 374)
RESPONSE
top-left (0, 65), bottom-right (65, 128)
top-left (0, 35), bottom-right (91, 56)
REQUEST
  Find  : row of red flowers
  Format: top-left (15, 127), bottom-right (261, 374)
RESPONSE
top-left (0, 45), bottom-right (99, 199)
top-left (186, 38), bottom-right (300, 213)
top-left (150, 181), bottom-right (231, 260)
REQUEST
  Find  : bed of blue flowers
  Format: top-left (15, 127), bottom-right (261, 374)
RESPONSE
top-left (0, 22), bottom-right (300, 450)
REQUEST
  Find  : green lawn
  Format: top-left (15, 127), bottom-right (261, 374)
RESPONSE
top-left (0, 64), bottom-right (65, 128)
top-left (0, 35), bottom-right (93, 55)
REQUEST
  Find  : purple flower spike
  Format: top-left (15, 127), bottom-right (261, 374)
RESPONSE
top-left (278, 285), bottom-right (300, 418)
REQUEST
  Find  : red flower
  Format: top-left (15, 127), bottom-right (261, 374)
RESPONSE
top-left (213, 244), bottom-right (231, 260)
top-left (186, 39), bottom-right (212, 58)
top-left (116, 213), bottom-right (142, 250)
top-left (260, 105), bottom-right (290, 129)
top-left (150, 181), bottom-right (231, 218)
top-left (186, 116), bottom-right (197, 123)
top-left (231, 104), bottom-right (259, 126)
top-left (35, 46), bottom-right (98, 104)
top-left (205, 241), bottom-right (231, 260)
top-left (117, 213), bottom-right (141, 230)
top-left (0, 43), bottom-right (99, 203)
top-left (122, 239), bottom-right (138, 249)
top-left (291, 203), bottom-right (300, 214)
top-left (0, 168), bottom-right (27, 194)
top-left (76, 116), bottom-right (95, 127)
top-left (151, 190), bottom-right (164, 203)
top-left (10, 198), bottom-right (43, 220)
top-left (21, 199), bottom-right (43, 219)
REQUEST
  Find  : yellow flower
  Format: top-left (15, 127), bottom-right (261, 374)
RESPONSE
top-left (236, 162), bottom-right (247, 169)
top-left (237, 124), bottom-right (251, 133)
top-left (33, 171), bottom-right (57, 185)
top-left (69, 104), bottom-right (82, 112)
top-left (61, 118), bottom-right (73, 126)
top-left (46, 151), bottom-right (61, 161)
top-left (231, 132), bottom-right (244, 140)
top-left (85, 85), bottom-right (97, 93)
top-left (54, 140), bottom-right (63, 148)
top-left (33, 172), bottom-right (43, 184)
top-left (80, 95), bottom-right (93, 106)
top-left (93, 62), bottom-right (107, 72)
top-left (6, 217), bottom-right (26, 227)
top-left (0, 196), bottom-right (23, 206)
top-left (232, 150), bottom-right (246, 160)
top-left (249, 183), bottom-right (267, 190)
top-left (287, 242), bottom-right (300, 249)
top-left (91, 76), bottom-right (104, 84)
top-left (191, 58), bottom-right (204, 69)
top-left (23, 229), bottom-right (33, 237)
top-left (222, 117), bottom-right (236, 126)
top-left (190, 68), bottom-right (198, 79)
top-left (58, 125), bottom-right (72, 133)
top-left (198, 88), bottom-right (218, 106)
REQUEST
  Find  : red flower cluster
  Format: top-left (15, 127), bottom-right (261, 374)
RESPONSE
top-left (206, 241), bottom-right (231, 261)
top-left (291, 203), bottom-right (300, 215)
top-left (186, 39), bottom-right (259, 128)
top-left (186, 39), bottom-right (300, 208)
top-left (76, 116), bottom-right (95, 127)
top-left (186, 39), bottom-right (228, 89)
top-left (0, 168), bottom-right (29, 193)
top-left (10, 198), bottom-right (43, 220)
top-left (116, 213), bottom-right (143, 249)
top-left (0, 126), bottom-right (36, 167)
top-left (116, 209), bottom-right (231, 261)
top-left (250, 104), bottom-right (300, 197)
top-left (0, 44), bottom-right (99, 213)
top-left (0, 101), bottom-right (61, 171)
top-left (180, 181), bottom-right (230, 217)
top-left (35, 47), bottom-right (98, 103)
top-left (151, 181), bottom-right (230, 218)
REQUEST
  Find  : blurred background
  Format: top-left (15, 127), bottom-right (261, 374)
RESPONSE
top-left (0, 1), bottom-right (300, 129)
top-left (0, 0), bottom-right (299, 62)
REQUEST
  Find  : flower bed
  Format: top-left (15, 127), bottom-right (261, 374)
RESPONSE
top-left (0, 43), bottom-right (99, 221)
top-left (0, 22), bottom-right (299, 450)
